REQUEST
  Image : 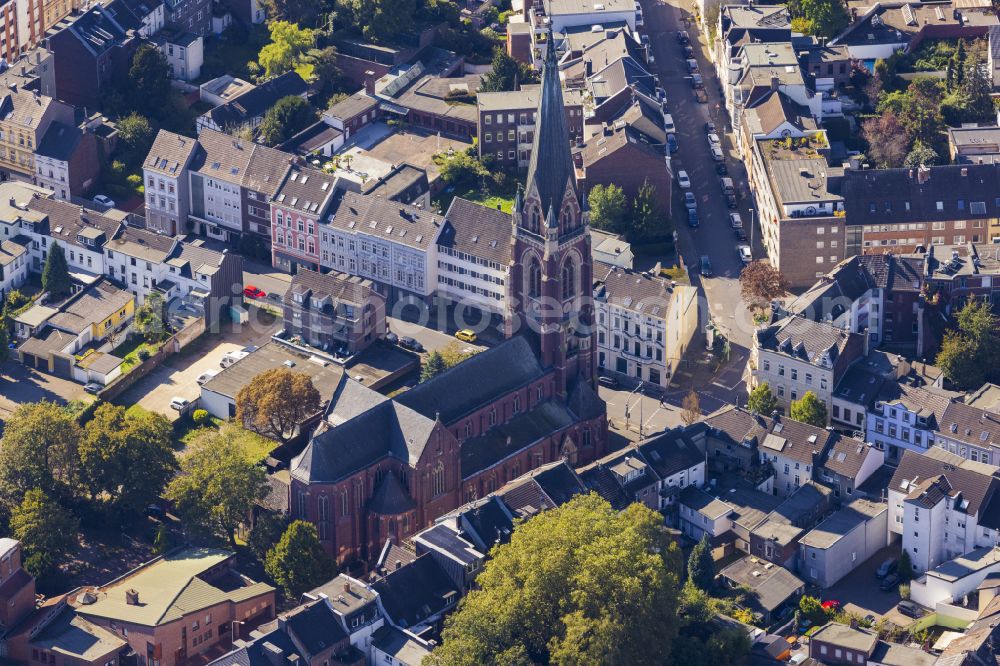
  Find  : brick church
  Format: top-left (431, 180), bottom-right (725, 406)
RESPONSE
top-left (288, 38), bottom-right (609, 565)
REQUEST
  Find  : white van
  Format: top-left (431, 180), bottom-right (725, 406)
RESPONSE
top-left (220, 350), bottom-right (249, 368)
top-left (663, 114), bottom-right (675, 134)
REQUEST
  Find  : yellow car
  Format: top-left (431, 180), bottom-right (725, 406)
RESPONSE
top-left (455, 329), bottom-right (477, 343)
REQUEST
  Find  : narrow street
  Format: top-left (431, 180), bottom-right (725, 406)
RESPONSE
top-left (641, 0), bottom-right (761, 350)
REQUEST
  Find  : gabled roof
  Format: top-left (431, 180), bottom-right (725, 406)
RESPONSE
top-left (286, 267), bottom-right (377, 310)
top-left (272, 165), bottom-right (336, 216)
top-left (460, 400), bottom-right (576, 478)
top-left (636, 428), bottom-right (705, 478)
top-left (283, 600), bottom-right (350, 657)
top-left (756, 316), bottom-right (862, 370)
top-left (27, 198), bottom-right (122, 251)
top-left (207, 71), bottom-right (307, 128)
top-left (822, 437), bottom-right (877, 480)
top-left (744, 89), bottom-right (816, 137)
top-left (497, 460), bottom-right (586, 517)
top-left (705, 405), bottom-right (834, 465)
top-left (889, 450), bottom-right (999, 518)
top-left (371, 554), bottom-right (459, 630)
top-left (326, 190), bottom-right (444, 251)
top-left (188, 128), bottom-right (255, 183)
top-left (940, 401), bottom-right (1000, 449)
top-left (145, 130), bottom-right (197, 177)
top-left (37, 122), bottom-right (83, 162)
top-left (438, 197), bottom-right (512, 266)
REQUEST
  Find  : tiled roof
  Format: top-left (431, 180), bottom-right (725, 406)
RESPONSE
top-left (326, 191), bottom-right (444, 251)
top-left (283, 601), bottom-right (349, 657)
top-left (369, 471), bottom-right (416, 515)
top-left (822, 437), bottom-right (876, 480)
top-left (28, 198), bottom-right (122, 251)
top-left (144, 130), bottom-right (197, 177)
top-left (876, 382), bottom-right (954, 426)
top-left (678, 485), bottom-right (734, 520)
top-left (286, 268), bottom-right (377, 309)
top-left (940, 401), bottom-right (1000, 449)
top-left (756, 316), bottom-right (861, 369)
top-left (242, 143), bottom-right (293, 196)
top-left (188, 128), bottom-right (254, 183)
top-left (594, 263), bottom-right (681, 318)
top-left (36, 122), bottom-right (83, 162)
top-left (705, 405), bottom-right (833, 465)
top-left (438, 197), bottom-right (512, 265)
top-left (105, 226), bottom-right (176, 263)
top-left (579, 124), bottom-right (664, 169)
top-left (207, 71), bottom-right (307, 128)
top-left (889, 449), bottom-right (999, 517)
top-left (636, 428), bottom-right (705, 478)
top-left (745, 89), bottom-right (816, 137)
top-left (272, 165), bottom-right (336, 216)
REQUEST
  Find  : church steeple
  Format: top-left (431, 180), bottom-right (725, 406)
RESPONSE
top-left (523, 26), bottom-right (578, 218)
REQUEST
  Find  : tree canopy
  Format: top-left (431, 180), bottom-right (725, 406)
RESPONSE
top-left (936, 299), bottom-right (1000, 390)
top-left (265, 520), bottom-right (335, 597)
top-left (427, 493), bottom-right (682, 665)
top-left (10, 489), bottom-right (78, 578)
top-left (687, 535), bottom-right (715, 592)
top-left (134, 292), bottom-right (167, 343)
top-left (479, 49), bottom-right (537, 92)
top-left (257, 21), bottom-right (317, 80)
top-left (739, 261), bottom-right (789, 310)
top-left (0, 401), bottom-right (80, 511)
top-left (236, 368), bottom-right (321, 443)
top-left (258, 95), bottom-right (318, 146)
top-left (335, 0), bottom-right (415, 41)
top-left (587, 183), bottom-right (628, 234)
top-left (166, 426), bottom-right (269, 545)
top-left (790, 391), bottom-right (828, 427)
top-left (42, 241), bottom-right (72, 300)
top-left (127, 44), bottom-right (173, 117)
top-left (681, 390), bottom-right (701, 426)
top-left (747, 383), bottom-right (778, 416)
top-left (629, 179), bottom-right (669, 242)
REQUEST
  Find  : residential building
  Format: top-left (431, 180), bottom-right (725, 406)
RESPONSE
top-left (593, 262), bottom-right (698, 388)
top-left (476, 84), bottom-right (584, 170)
top-left (0, 539), bottom-right (37, 634)
top-left (199, 74), bottom-right (255, 107)
top-left (575, 121), bottom-right (672, 203)
top-left (0, 84), bottom-right (74, 183)
top-left (578, 55), bottom-right (659, 125)
top-left (303, 573), bottom-right (385, 655)
top-left (934, 399), bottom-right (1000, 464)
top-left (750, 315), bottom-right (866, 417)
top-left (888, 449), bottom-right (1000, 573)
top-left (737, 88), bottom-right (818, 161)
top-left (751, 481), bottom-right (833, 566)
top-left (905, 242), bottom-right (1000, 312)
top-left (590, 229), bottom-right (633, 268)
top-left (361, 163), bottom-right (430, 208)
top-left (319, 191), bottom-right (444, 304)
top-left (200, 342), bottom-right (344, 421)
top-left (866, 381), bottom-right (955, 463)
top-left (798, 499), bottom-right (888, 587)
top-left (715, 4), bottom-right (792, 76)
top-left (143, 130), bottom-right (198, 236)
top-left (288, 40), bottom-right (607, 565)
top-left (532, 0), bottom-right (638, 35)
top-left (829, 355), bottom-right (893, 434)
top-left (747, 132), bottom-right (846, 287)
top-left (371, 553), bottom-right (461, 639)
top-left (802, 42), bottom-right (853, 87)
top-left (34, 121), bottom-right (101, 200)
top-left (278, 120), bottom-right (344, 159)
top-left (27, 196), bottom-right (122, 278)
top-left (159, 0), bottom-right (212, 36)
top-left (271, 165), bottom-right (336, 274)
top-left (949, 125), bottom-right (1000, 165)
top-left (322, 91), bottom-right (379, 138)
top-left (283, 268), bottom-right (386, 355)
top-left (808, 622), bottom-right (879, 664)
top-left (153, 28), bottom-right (203, 81)
top-left (196, 71), bottom-right (308, 135)
top-left (635, 427), bottom-right (706, 510)
top-left (75, 548), bottom-right (275, 666)
top-left (0, 238), bottom-right (28, 298)
top-left (436, 196), bottom-right (510, 316)
top-left (719, 557), bottom-right (805, 623)
top-left (0, 0), bottom-right (82, 68)
top-left (103, 0), bottom-right (165, 38)
top-left (43, 5), bottom-right (139, 107)
top-left (817, 436), bottom-right (885, 502)
top-left (909, 545), bottom-right (1000, 610)
top-left (842, 163), bottom-right (1000, 253)
top-left (370, 627), bottom-right (433, 666)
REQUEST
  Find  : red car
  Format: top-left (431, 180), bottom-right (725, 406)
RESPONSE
top-left (243, 285), bottom-right (266, 299)
top-left (821, 600), bottom-right (840, 610)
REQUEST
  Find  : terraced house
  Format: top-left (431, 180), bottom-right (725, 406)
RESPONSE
top-left (0, 84), bottom-right (74, 182)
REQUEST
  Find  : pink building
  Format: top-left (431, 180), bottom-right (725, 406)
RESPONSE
top-left (271, 165), bottom-right (335, 273)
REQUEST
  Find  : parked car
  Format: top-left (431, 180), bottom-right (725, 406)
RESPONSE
top-left (700, 255), bottom-right (713, 277)
top-left (677, 30), bottom-right (689, 44)
top-left (720, 176), bottom-right (735, 193)
top-left (170, 397), bottom-right (190, 411)
top-left (879, 572), bottom-right (900, 591)
top-left (715, 162), bottom-right (728, 175)
top-left (683, 45), bottom-right (694, 58)
top-left (684, 192), bottom-right (697, 210)
top-left (243, 285), bottom-right (266, 299)
top-left (875, 558), bottom-right (897, 579)
top-left (707, 133), bottom-right (721, 147)
top-left (220, 350), bottom-right (249, 368)
top-left (598, 375), bottom-right (619, 389)
top-left (677, 170), bottom-right (691, 188)
top-left (729, 212), bottom-right (743, 228)
top-left (83, 382), bottom-right (103, 394)
top-left (725, 193), bottom-right (737, 208)
top-left (704, 121), bottom-right (716, 134)
top-left (687, 209), bottom-right (699, 227)
top-left (455, 329), bottom-right (477, 343)
top-left (734, 228), bottom-right (747, 242)
top-left (686, 58), bottom-right (699, 73)
top-left (667, 134), bottom-right (678, 153)
top-left (663, 113), bottom-right (675, 133)
top-left (641, 34), bottom-right (650, 47)
top-left (92, 194), bottom-right (115, 207)
top-left (385, 332), bottom-right (399, 345)
top-left (691, 73), bottom-right (704, 88)
top-left (400, 337), bottom-right (424, 353)
top-left (898, 600), bottom-right (923, 618)
top-left (710, 146), bottom-right (724, 161)
top-left (694, 88), bottom-right (708, 103)
top-left (738, 245), bottom-right (752, 264)
top-left (197, 370), bottom-right (220, 386)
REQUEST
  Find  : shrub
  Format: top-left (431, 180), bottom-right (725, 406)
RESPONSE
top-left (137, 348), bottom-right (151, 361)
top-left (192, 409), bottom-right (210, 425)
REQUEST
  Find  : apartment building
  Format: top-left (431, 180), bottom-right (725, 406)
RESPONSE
top-left (283, 268), bottom-right (386, 355)
top-left (143, 130), bottom-right (198, 236)
top-left (154, 28), bottom-right (203, 81)
top-left (476, 84), bottom-right (584, 170)
top-left (436, 196), bottom-right (510, 316)
top-left (799, 499), bottom-right (888, 588)
top-left (842, 163), bottom-right (1000, 252)
top-left (0, 84), bottom-right (74, 182)
top-left (34, 121), bottom-right (101, 200)
top-left (934, 401), bottom-right (1000, 465)
top-left (0, 239), bottom-right (28, 297)
top-left (888, 449), bottom-right (1000, 573)
top-left (187, 128), bottom-right (252, 243)
top-left (531, 0), bottom-right (638, 36)
top-left (593, 262), bottom-right (698, 388)
top-left (905, 242), bottom-right (1000, 312)
top-left (716, 4), bottom-right (792, 71)
top-left (758, 414), bottom-right (834, 498)
top-left (747, 132), bottom-right (846, 287)
top-left (271, 165), bottom-right (336, 274)
top-left (866, 381), bottom-right (955, 464)
top-left (751, 315), bottom-right (865, 417)
top-left (27, 196), bottom-right (122, 277)
top-left (738, 88), bottom-right (818, 161)
top-left (0, 0), bottom-right (80, 66)
top-left (319, 191), bottom-right (444, 304)
top-left (576, 121), bottom-right (672, 203)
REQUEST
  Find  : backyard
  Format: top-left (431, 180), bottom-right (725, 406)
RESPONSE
top-left (112, 335), bottom-right (165, 374)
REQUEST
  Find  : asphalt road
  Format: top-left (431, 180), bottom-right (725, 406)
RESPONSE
top-left (641, 0), bottom-right (761, 349)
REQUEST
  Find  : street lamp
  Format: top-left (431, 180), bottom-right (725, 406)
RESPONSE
top-left (624, 381), bottom-right (644, 433)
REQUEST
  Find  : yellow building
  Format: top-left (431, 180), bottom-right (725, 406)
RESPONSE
top-left (0, 86), bottom-right (74, 180)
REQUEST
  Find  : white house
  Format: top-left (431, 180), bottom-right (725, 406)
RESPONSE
top-left (436, 197), bottom-right (510, 316)
top-left (144, 130), bottom-right (198, 236)
top-left (909, 546), bottom-right (1000, 610)
top-left (155, 29), bottom-right (204, 81)
top-left (866, 383), bottom-right (955, 465)
top-left (0, 239), bottom-right (28, 298)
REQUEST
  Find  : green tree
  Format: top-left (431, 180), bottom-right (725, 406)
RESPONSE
top-left (134, 292), bottom-right (166, 343)
top-left (166, 427), bottom-right (269, 545)
top-left (265, 520), bottom-right (335, 597)
top-left (790, 391), bottom-right (828, 427)
top-left (42, 241), bottom-right (72, 300)
top-left (257, 21), bottom-right (316, 79)
top-left (936, 299), bottom-right (1000, 389)
top-left (116, 113), bottom-right (154, 161)
top-left (10, 489), bottom-right (78, 578)
top-left (249, 512), bottom-right (288, 559)
top-left (479, 48), bottom-right (535, 92)
top-left (236, 367), bottom-right (322, 443)
top-left (79, 404), bottom-right (177, 517)
top-left (0, 401), bottom-right (80, 510)
top-left (260, 0), bottom-right (325, 25)
top-left (427, 494), bottom-right (682, 665)
top-left (798, 595), bottom-right (828, 624)
top-left (791, 0), bottom-right (847, 37)
top-left (747, 383), bottom-right (779, 416)
top-left (258, 95), bottom-right (318, 146)
top-left (128, 44), bottom-right (173, 117)
top-left (421, 350), bottom-right (447, 382)
top-left (337, 0), bottom-right (416, 41)
top-left (439, 150), bottom-right (488, 189)
top-left (959, 52), bottom-right (994, 122)
top-left (900, 78), bottom-right (945, 149)
top-left (588, 183), bottom-right (628, 233)
top-left (630, 179), bottom-right (667, 242)
top-left (903, 141), bottom-right (940, 167)
top-left (687, 535), bottom-right (715, 592)
top-left (898, 549), bottom-right (913, 582)
top-left (301, 46), bottom-right (341, 96)
top-left (153, 523), bottom-right (174, 554)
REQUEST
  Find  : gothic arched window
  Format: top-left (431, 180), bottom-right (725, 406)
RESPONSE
top-left (562, 259), bottom-right (575, 299)
top-left (529, 206), bottom-right (541, 233)
top-left (562, 206), bottom-right (573, 231)
top-left (528, 258), bottom-right (542, 298)
top-left (432, 463), bottom-right (446, 496)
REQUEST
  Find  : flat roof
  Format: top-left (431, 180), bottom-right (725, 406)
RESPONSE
top-left (202, 341), bottom-right (345, 400)
top-left (926, 545), bottom-right (1000, 582)
top-left (799, 499), bottom-right (885, 549)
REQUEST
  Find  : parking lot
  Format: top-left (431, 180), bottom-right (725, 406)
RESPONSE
top-left (0, 360), bottom-right (92, 422)
top-left (826, 542), bottom-right (913, 625)
top-left (115, 317), bottom-right (280, 420)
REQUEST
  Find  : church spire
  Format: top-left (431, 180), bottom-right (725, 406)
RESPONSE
top-left (524, 25), bottom-right (577, 217)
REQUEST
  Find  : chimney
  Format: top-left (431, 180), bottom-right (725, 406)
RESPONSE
top-left (770, 76), bottom-right (779, 91)
top-left (262, 642), bottom-right (285, 666)
top-left (125, 589), bottom-right (139, 605)
top-left (917, 165), bottom-right (931, 185)
top-left (849, 617), bottom-right (859, 629)
top-left (364, 70), bottom-right (376, 96)
top-left (343, 581), bottom-right (351, 595)
top-left (585, 59), bottom-right (593, 77)
top-left (602, 122), bottom-right (610, 136)
top-left (961, 167), bottom-right (968, 177)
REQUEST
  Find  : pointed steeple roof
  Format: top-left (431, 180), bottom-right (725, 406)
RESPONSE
top-left (525, 26), bottom-right (577, 215)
